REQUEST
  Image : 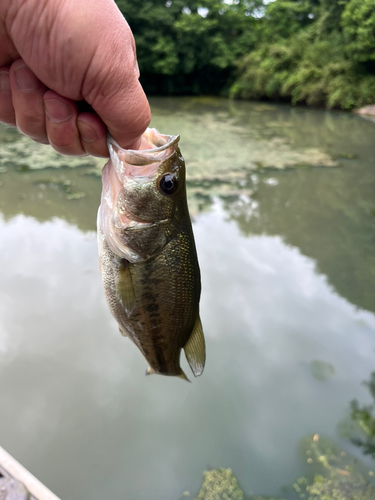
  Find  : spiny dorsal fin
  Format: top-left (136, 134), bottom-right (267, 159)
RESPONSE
top-left (116, 260), bottom-right (135, 316)
top-left (184, 315), bottom-right (206, 377)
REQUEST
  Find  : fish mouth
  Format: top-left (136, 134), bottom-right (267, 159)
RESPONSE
top-left (106, 127), bottom-right (181, 224)
top-left (99, 129), bottom-right (179, 261)
top-left (107, 128), bottom-right (180, 179)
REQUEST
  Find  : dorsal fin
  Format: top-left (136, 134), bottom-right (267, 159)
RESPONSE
top-left (116, 260), bottom-right (135, 316)
top-left (184, 315), bottom-right (206, 377)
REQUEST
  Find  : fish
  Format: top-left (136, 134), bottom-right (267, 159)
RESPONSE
top-left (97, 128), bottom-right (205, 380)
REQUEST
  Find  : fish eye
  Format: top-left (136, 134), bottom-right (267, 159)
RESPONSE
top-left (158, 173), bottom-right (178, 196)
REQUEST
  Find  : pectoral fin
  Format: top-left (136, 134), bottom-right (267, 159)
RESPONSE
top-left (119, 325), bottom-right (128, 337)
top-left (146, 366), bottom-right (156, 376)
top-left (116, 260), bottom-right (135, 316)
top-left (184, 315), bottom-right (206, 377)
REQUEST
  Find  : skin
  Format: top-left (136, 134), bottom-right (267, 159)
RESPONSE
top-left (0, 0), bottom-right (151, 156)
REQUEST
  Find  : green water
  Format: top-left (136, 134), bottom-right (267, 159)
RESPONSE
top-left (0, 97), bottom-right (374, 499)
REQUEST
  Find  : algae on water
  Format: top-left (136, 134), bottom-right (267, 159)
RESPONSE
top-left (192, 435), bottom-right (375, 500)
top-left (193, 468), bottom-right (287, 500)
top-left (294, 435), bottom-right (375, 500)
top-left (194, 468), bottom-right (245, 500)
top-left (0, 124), bottom-right (103, 172)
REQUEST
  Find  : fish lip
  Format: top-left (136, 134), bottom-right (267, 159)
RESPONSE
top-left (107, 128), bottom-right (180, 167)
top-left (108, 128), bottom-right (180, 154)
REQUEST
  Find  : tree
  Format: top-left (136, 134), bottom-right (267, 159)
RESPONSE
top-left (115, 0), bottom-right (260, 94)
top-left (342, 0), bottom-right (375, 63)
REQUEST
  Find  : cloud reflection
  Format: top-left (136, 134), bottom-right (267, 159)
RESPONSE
top-left (0, 211), bottom-right (374, 500)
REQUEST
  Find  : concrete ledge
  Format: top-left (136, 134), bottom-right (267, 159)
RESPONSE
top-left (0, 447), bottom-right (61, 500)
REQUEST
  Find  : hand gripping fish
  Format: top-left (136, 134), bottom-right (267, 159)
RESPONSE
top-left (97, 128), bottom-right (205, 381)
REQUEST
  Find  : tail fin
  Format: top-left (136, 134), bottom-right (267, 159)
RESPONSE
top-left (184, 315), bottom-right (206, 377)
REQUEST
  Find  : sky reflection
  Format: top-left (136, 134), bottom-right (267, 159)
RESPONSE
top-left (0, 209), bottom-right (374, 499)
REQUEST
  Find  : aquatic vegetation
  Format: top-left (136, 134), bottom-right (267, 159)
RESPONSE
top-left (301, 475), bottom-right (375, 500)
top-left (349, 372), bottom-right (375, 459)
top-left (35, 178), bottom-right (86, 200)
top-left (310, 360), bottom-right (335, 381)
top-left (150, 104), bottom-right (338, 180)
top-left (193, 435), bottom-right (375, 499)
top-left (294, 435), bottom-right (375, 500)
top-left (0, 128), bottom-right (99, 171)
top-left (194, 468), bottom-right (245, 500)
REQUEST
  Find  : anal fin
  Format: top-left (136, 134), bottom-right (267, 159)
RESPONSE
top-left (184, 315), bottom-right (206, 377)
top-left (177, 370), bottom-right (191, 382)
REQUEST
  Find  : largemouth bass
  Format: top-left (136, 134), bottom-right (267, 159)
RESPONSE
top-left (97, 128), bottom-right (205, 380)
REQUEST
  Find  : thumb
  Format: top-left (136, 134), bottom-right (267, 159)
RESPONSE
top-left (88, 68), bottom-right (151, 150)
top-left (78, 2), bottom-right (151, 148)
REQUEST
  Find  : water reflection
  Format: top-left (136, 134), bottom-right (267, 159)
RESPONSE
top-left (0, 207), bottom-right (375, 499)
top-left (1, 98), bottom-right (375, 499)
top-left (1, 97), bottom-right (374, 314)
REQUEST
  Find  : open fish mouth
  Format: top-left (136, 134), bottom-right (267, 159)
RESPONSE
top-left (98, 128), bottom-right (180, 262)
top-left (105, 127), bottom-right (181, 225)
top-left (107, 128), bottom-right (180, 179)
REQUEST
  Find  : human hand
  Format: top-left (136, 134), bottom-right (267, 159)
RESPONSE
top-left (0, 0), bottom-right (151, 156)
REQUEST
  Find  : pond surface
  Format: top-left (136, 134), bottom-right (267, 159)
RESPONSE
top-left (0, 97), bottom-right (375, 500)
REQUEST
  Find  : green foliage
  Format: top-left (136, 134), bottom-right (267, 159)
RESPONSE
top-left (115, 0), bottom-right (375, 108)
top-left (115, 0), bottom-right (259, 94)
top-left (262, 1), bottom-right (314, 40)
top-left (231, 0), bottom-right (375, 109)
top-left (341, 0), bottom-right (375, 63)
top-left (350, 372), bottom-right (375, 458)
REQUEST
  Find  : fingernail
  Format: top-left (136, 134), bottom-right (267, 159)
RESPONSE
top-left (77, 120), bottom-right (98, 142)
top-left (0, 71), bottom-right (11, 95)
top-left (45, 99), bottom-right (72, 123)
top-left (14, 64), bottom-right (41, 91)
